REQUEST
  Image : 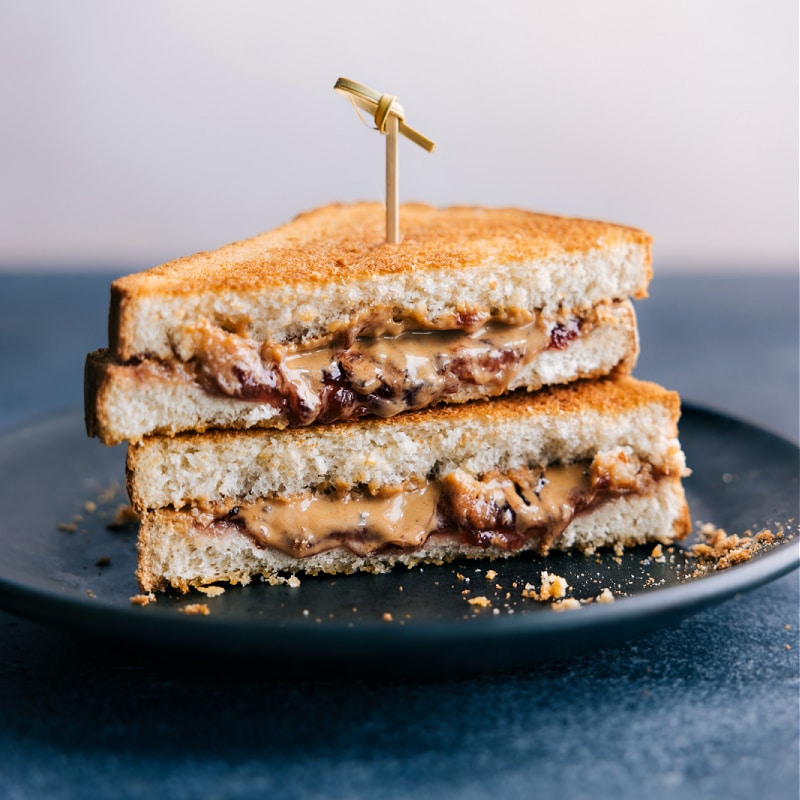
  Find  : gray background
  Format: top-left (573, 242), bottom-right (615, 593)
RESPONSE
top-left (0, 0), bottom-right (797, 272)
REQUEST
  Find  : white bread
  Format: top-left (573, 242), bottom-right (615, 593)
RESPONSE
top-left (130, 377), bottom-right (691, 591)
top-left (108, 203), bottom-right (652, 360)
top-left (89, 299), bottom-right (639, 445)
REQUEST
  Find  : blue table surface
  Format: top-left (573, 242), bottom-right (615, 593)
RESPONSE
top-left (0, 272), bottom-right (797, 800)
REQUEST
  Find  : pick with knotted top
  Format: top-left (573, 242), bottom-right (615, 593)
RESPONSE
top-left (334, 78), bottom-right (435, 244)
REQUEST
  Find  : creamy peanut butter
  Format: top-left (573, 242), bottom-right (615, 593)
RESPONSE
top-left (167, 307), bottom-right (593, 425)
top-left (194, 452), bottom-right (658, 559)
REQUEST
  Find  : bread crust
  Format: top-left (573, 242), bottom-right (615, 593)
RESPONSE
top-left (107, 203), bottom-right (652, 360)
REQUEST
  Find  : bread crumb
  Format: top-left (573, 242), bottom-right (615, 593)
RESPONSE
top-left (521, 571), bottom-right (568, 601)
top-left (684, 522), bottom-right (797, 577)
top-left (86, 589), bottom-right (96, 599)
top-left (130, 593), bottom-right (156, 606)
top-left (382, 612), bottom-right (393, 622)
top-left (596, 588), bottom-right (615, 604)
top-left (785, 644), bottom-right (792, 651)
top-left (180, 603), bottom-right (210, 616)
top-left (485, 569), bottom-right (498, 580)
top-left (57, 522), bottom-right (78, 533)
top-left (690, 524), bottom-right (762, 571)
top-left (196, 585), bottom-right (225, 597)
top-left (83, 500), bottom-right (97, 513)
top-left (650, 544), bottom-right (663, 558)
top-left (468, 596), bottom-right (492, 608)
top-left (551, 598), bottom-right (581, 612)
top-left (287, 575), bottom-right (301, 588)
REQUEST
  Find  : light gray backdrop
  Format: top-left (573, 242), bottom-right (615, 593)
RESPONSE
top-left (0, 0), bottom-right (796, 272)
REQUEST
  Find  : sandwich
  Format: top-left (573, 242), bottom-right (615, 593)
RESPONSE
top-left (84, 201), bottom-right (689, 594)
top-left (85, 202), bottom-right (652, 445)
top-left (129, 376), bottom-right (691, 592)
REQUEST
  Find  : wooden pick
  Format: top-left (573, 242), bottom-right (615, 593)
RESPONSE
top-left (334, 78), bottom-right (435, 244)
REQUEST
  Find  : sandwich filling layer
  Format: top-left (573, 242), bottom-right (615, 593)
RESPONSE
top-left (180, 447), bottom-right (672, 559)
top-left (131, 303), bottom-right (621, 427)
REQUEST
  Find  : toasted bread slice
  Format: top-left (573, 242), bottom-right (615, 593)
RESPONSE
top-left (129, 376), bottom-right (690, 591)
top-left (108, 203), bottom-right (652, 360)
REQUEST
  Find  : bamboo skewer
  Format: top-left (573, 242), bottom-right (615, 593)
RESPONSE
top-left (385, 113), bottom-right (399, 244)
top-left (334, 78), bottom-right (435, 244)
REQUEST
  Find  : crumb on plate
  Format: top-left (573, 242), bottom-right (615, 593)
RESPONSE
top-left (130, 593), bottom-right (156, 606)
top-left (180, 603), bottom-right (210, 616)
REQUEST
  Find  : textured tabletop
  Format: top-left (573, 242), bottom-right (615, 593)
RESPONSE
top-left (0, 273), bottom-right (797, 800)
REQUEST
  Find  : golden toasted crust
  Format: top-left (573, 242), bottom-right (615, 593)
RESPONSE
top-left (389, 374), bottom-right (679, 429)
top-left (112, 203), bottom-right (652, 295)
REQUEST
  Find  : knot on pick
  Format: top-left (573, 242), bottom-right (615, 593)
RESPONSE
top-left (334, 78), bottom-right (436, 152)
top-left (374, 93), bottom-right (399, 134)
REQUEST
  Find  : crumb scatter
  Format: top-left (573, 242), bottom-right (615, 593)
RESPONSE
top-left (521, 571), bottom-right (569, 601)
top-left (196, 585), bottom-right (225, 597)
top-left (130, 593), bottom-right (156, 606)
top-left (180, 603), bottom-right (210, 616)
top-left (596, 588), bottom-right (615, 604)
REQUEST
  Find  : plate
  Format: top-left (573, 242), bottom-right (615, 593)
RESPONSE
top-left (0, 406), bottom-right (797, 676)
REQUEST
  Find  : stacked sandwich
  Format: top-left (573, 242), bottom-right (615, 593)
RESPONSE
top-left (85, 203), bottom-right (690, 593)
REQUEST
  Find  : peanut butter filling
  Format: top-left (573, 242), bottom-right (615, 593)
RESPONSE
top-left (187, 448), bottom-right (661, 559)
top-left (155, 305), bottom-right (599, 425)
